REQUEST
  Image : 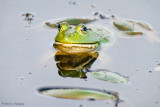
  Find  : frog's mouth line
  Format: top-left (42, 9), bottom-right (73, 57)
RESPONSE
top-left (53, 42), bottom-right (99, 53)
top-left (54, 42), bottom-right (98, 47)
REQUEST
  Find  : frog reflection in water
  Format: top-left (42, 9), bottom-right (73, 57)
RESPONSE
top-left (55, 51), bottom-right (98, 78)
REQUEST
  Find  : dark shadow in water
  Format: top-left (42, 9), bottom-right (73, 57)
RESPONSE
top-left (54, 51), bottom-right (99, 79)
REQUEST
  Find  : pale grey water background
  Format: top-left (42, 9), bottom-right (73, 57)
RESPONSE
top-left (0, 0), bottom-right (160, 107)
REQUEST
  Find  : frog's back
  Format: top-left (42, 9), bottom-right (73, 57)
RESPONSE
top-left (88, 25), bottom-right (115, 45)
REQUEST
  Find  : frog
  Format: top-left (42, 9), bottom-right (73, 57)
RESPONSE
top-left (53, 22), bottom-right (116, 53)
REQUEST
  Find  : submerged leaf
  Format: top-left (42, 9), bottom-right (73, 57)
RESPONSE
top-left (87, 70), bottom-right (128, 84)
top-left (39, 87), bottom-right (117, 100)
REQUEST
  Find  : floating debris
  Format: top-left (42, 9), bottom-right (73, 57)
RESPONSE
top-left (43, 65), bottom-right (51, 68)
top-left (93, 12), bottom-right (109, 19)
top-left (90, 4), bottom-right (96, 8)
top-left (99, 14), bottom-right (107, 19)
top-left (111, 15), bottom-right (115, 19)
top-left (87, 70), bottom-right (128, 84)
top-left (108, 9), bottom-right (112, 11)
top-left (21, 12), bottom-right (34, 24)
top-left (27, 72), bottom-right (32, 74)
top-left (38, 86), bottom-right (118, 100)
top-left (148, 70), bottom-right (152, 73)
top-left (20, 77), bottom-right (25, 80)
top-left (94, 12), bottom-right (99, 16)
top-left (69, 1), bottom-right (77, 5)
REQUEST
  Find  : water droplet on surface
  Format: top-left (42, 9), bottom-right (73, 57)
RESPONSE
top-left (90, 4), bottom-right (96, 8)
top-left (27, 72), bottom-right (32, 74)
top-left (20, 77), bottom-right (25, 80)
top-left (78, 104), bottom-right (83, 107)
top-left (148, 71), bottom-right (152, 73)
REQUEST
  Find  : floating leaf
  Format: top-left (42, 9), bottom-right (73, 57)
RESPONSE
top-left (128, 20), bottom-right (152, 31)
top-left (113, 20), bottom-right (134, 31)
top-left (136, 22), bottom-right (152, 31)
top-left (125, 31), bottom-right (143, 36)
top-left (45, 18), bottom-right (97, 28)
top-left (39, 87), bottom-right (118, 100)
top-left (45, 22), bottom-right (56, 28)
top-left (87, 70), bottom-right (128, 84)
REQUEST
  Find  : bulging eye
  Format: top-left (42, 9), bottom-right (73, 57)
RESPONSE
top-left (58, 24), bottom-right (61, 29)
top-left (83, 26), bottom-right (87, 31)
top-left (57, 23), bottom-right (62, 31)
top-left (81, 26), bottom-right (87, 33)
top-left (57, 23), bottom-right (69, 32)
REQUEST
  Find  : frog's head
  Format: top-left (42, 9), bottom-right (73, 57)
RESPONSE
top-left (55, 23), bottom-right (98, 44)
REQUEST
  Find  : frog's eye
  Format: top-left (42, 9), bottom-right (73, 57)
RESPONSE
top-left (81, 25), bottom-right (87, 33)
top-left (57, 23), bottom-right (69, 32)
top-left (57, 23), bottom-right (62, 31)
top-left (82, 26), bottom-right (87, 31)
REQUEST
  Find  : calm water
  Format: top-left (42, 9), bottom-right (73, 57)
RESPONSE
top-left (0, 0), bottom-right (160, 107)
